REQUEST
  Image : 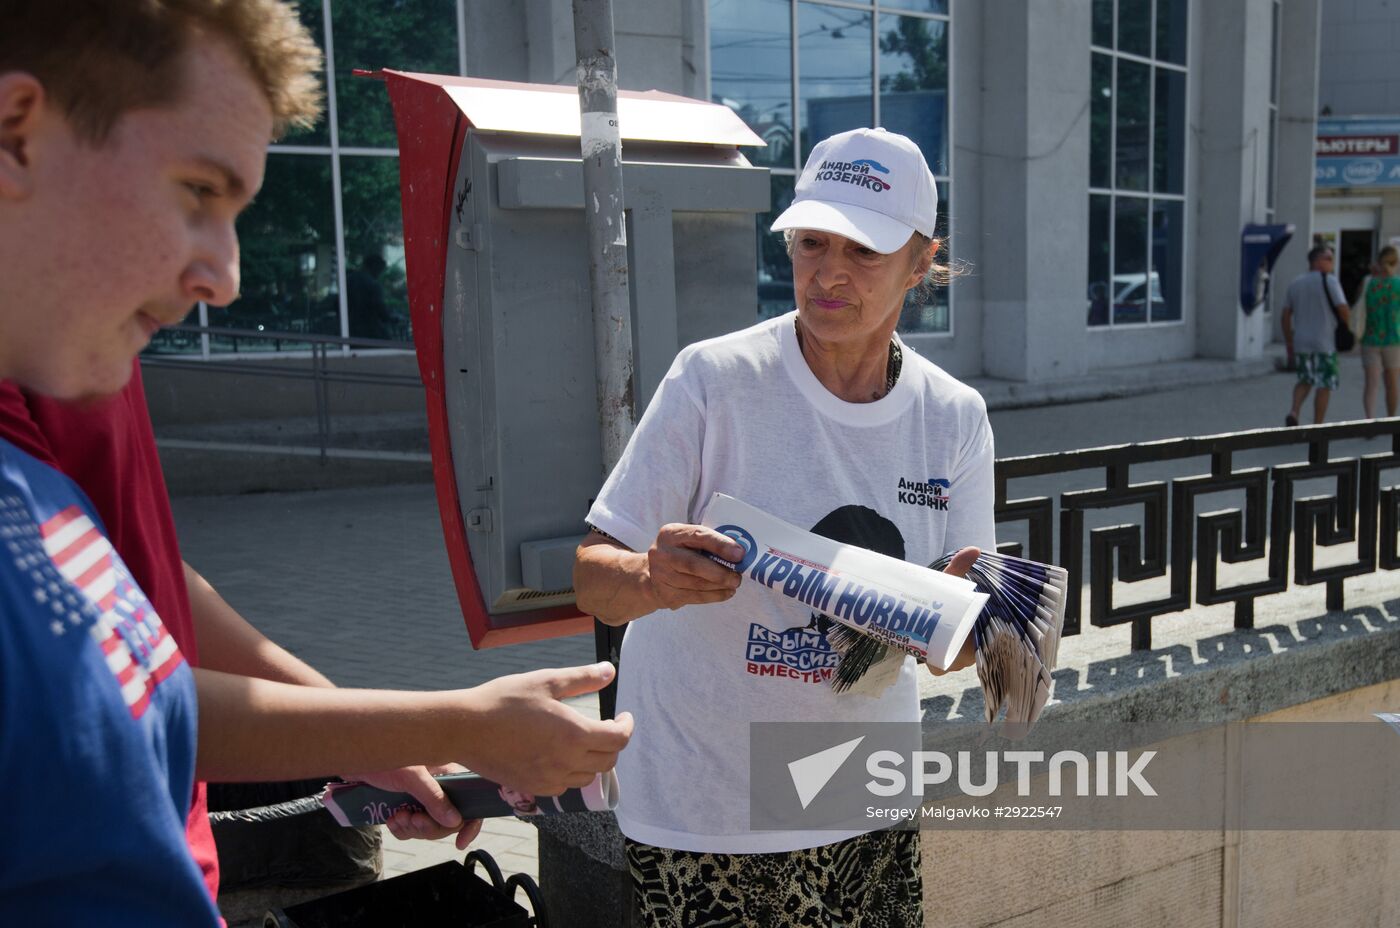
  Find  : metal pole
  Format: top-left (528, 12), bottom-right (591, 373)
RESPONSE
top-left (314, 343), bottom-right (330, 465)
top-left (573, 0), bottom-right (635, 719)
top-left (574, 0), bottom-right (635, 469)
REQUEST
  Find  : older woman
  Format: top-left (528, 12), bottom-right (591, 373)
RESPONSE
top-left (574, 128), bottom-right (995, 926)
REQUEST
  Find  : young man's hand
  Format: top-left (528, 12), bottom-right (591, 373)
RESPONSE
top-left (341, 763), bottom-right (483, 850)
top-left (461, 663), bottom-right (633, 797)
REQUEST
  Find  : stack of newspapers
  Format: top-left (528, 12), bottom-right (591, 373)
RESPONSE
top-left (924, 550), bottom-right (1065, 727)
top-left (703, 494), bottom-right (1066, 731)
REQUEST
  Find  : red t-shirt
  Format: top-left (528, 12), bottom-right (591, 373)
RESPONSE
top-left (0, 362), bottom-right (220, 901)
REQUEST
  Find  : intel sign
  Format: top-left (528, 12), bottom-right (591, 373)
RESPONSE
top-left (1342, 159), bottom-right (1385, 185)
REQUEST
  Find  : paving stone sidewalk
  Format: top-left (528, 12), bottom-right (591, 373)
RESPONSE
top-left (174, 482), bottom-right (591, 915)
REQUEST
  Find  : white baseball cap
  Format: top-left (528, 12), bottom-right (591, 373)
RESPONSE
top-left (771, 127), bottom-right (938, 254)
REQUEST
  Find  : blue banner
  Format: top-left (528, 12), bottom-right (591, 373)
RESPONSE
top-left (1316, 117), bottom-right (1400, 188)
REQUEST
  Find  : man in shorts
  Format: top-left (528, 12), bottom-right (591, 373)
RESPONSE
top-left (1282, 244), bottom-right (1351, 425)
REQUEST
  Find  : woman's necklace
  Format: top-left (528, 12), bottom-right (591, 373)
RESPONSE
top-left (795, 317), bottom-right (902, 400)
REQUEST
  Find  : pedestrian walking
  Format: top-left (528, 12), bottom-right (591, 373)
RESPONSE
top-left (1282, 244), bottom-right (1351, 426)
top-left (1360, 245), bottom-right (1400, 419)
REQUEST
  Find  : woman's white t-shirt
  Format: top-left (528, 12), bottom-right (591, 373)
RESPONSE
top-left (586, 312), bottom-right (996, 853)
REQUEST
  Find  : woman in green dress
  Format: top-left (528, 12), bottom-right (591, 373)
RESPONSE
top-left (1361, 245), bottom-right (1400, 419)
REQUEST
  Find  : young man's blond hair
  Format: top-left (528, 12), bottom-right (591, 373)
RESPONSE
top-left (0, 0), bottom-right (322, 142)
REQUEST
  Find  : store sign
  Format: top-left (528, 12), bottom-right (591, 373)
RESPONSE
top-left (1316, 117), bottom-right (1400, 188)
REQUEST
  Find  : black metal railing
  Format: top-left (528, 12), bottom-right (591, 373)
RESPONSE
top-left (140, 324), bottom-right (421, 461)
top-left (994, 419), bottom-right (1400, 651)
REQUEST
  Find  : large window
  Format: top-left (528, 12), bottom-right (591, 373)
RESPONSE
top-left (147, 0), bottom-right (459, 356)
top-left (710, 0), bottom-right (953, 335)
top-left (1088, 0), bottom-right (1187, 328)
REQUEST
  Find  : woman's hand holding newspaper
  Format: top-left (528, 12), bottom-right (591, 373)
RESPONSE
top-left (926, 546), bottom-right (980, 677)
top-left (646, 523), bottom-right (745, 610)
top-left (574, 524), bottom-right (744, 625)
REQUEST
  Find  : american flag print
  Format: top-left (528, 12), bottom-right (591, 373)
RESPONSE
top-left (38, 505), bottom-right (185, 719)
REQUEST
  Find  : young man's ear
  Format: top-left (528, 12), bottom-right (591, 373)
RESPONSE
top-left (0, 72), bottom-right (46, 200)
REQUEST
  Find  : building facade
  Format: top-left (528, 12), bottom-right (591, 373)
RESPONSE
top-left (1315, 0), bottom-right (1400, 304)
top-left (152, 0), bottom-right (1322, 386)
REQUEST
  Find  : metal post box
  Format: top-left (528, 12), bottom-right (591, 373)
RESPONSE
top-left (382, 71), bottom-right (767, 647)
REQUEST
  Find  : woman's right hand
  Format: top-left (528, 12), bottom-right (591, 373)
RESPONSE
top-left (645, 523), bottom-right (746, 610)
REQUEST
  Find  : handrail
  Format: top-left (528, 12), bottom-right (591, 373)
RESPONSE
top-left (140, 324), bottom-right (423, 462)
top-left (140, 356), bottom-right (421, 388)
top-left (150, 322), bottom-right (414, 351)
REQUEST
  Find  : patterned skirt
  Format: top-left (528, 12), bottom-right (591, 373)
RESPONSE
top-left (624, 828), bottom-right (924, 927)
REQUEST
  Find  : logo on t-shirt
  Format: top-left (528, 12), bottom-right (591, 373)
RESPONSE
top-left (745, 621), bottom-right (839, 684)
top-left (39, 506), bottom-right (185, 719)
top-left (897, 477), bottom-right (951, 511)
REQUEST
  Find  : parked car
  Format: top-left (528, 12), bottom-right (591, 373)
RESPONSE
top-left (1087, 272), bottom-right (1163, 325)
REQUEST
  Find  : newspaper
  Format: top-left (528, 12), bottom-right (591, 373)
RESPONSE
top-left (322, 771), bottom-right (620, 827)
top-left (702, 493), bottom-right (1067, 732)
top-left (701, 493), bottom-right (989, 670)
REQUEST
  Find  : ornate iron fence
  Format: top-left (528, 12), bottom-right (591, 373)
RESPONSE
top-left (994, 419), bottom-right (1400, 651)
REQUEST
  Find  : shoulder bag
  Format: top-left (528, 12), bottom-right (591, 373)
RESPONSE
top-left (1323, 271), bottom-right (1355, 352)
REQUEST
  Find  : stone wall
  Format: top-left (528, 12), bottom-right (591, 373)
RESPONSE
top-left (918, 580), bottom-right (1400, 927)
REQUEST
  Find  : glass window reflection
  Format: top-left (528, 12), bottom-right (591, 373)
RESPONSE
top-left (1087, 0), bottom-right (1188, 330)
top-left (1151, 200), bottom-right (1183, 322)
top-left (1090, 53), bottom-right (1113, 188)
top-left (878, 14), bottom-right (948, 173)
top-left (898, 188), bottom-right (950, 334)
top-left (1114, 58), bottom-right (1149, 190)
top-left (1117, 0), bottom-right (1151, 58)
top-left (1088, 194), bottom-right (1112, 327)
top-left (280, 0), bottom-right (329, 146)
top-left (1113, 196), bottom-right (1149, 325)
top-left (1148, 200), bottom-right (1181, 323)
top-left (331, 0), bottom-right (458, 150)
top-left (1156, 0), bottom-right (1188, 66)
top-left (1092, 0), bottom-right (1114, 48)
top-left (758, 175), bottom-right (796, 321)
top-left (798, 3), bottom-right (872, 162)
top-left (711, 0), bottom-right (793, 169)
top-left (340, 156), bottom-right (411, 342)
top-left (144, 319), bottom-right (203, 355)
top-left (212, 154), bottom-right (339, 350)
top-left (1153, 67), bottom-right (1185, 194)
top-left (881, 0), bottom-right (948, 14)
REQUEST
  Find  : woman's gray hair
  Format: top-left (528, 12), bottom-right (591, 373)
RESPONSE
top-left (781, 229), bottom-right (962, 302)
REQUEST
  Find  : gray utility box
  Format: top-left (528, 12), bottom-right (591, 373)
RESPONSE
top-left (444, 124), bottom-right (768, 615)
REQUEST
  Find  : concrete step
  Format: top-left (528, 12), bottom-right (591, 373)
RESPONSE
top-left (155, 411), bottom-right (432, 496)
